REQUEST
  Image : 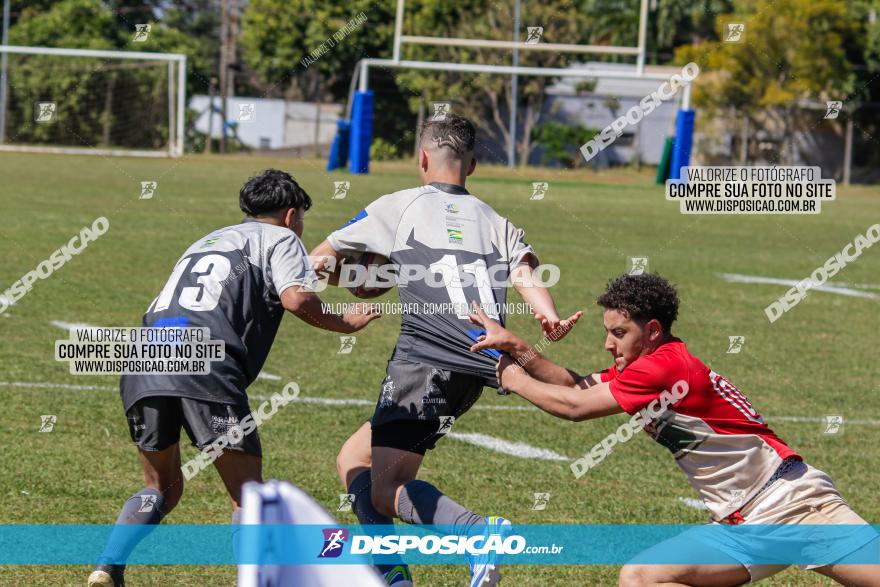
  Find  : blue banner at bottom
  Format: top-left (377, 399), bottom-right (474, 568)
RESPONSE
top-left (0, 524), bottom-right (877, 565)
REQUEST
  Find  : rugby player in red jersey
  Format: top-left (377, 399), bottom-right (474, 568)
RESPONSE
top-left (469, 273), bottom-right (879, 586)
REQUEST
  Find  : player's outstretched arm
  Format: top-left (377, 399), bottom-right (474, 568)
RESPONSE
top-left (496, 355), bottom-right (622, 422)
top-left (468, 304), bottom-right (584, 388)
top-left (281, 287), bottom-right (380, 333)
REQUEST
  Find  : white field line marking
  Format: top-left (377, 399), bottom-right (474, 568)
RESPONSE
top-left (4, 381), bottom-right (880, 424)
top-left (718, 273), bottom-right (879, 299)
top-left (446, 432), bottom-right (571, 461)
top-left (677, 497), bottom-right (708, 511)
top-left (771, 415), bottom-right (880, 425)
top-left (256, 372), bottom-right (281, 381)
top-left (833, 281), bottom-right (880, 291)
top-left (0, 382), bottom-right (530, 411)
top-left (0, 381), bottom-right (566, 462)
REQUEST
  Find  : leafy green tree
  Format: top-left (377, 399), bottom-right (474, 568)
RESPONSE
top-left (241, 0), bottom-right (394, 102)
top-left (241, 0), bottom-right (419, 151)
top-left (675, 0), bottom-right (859, 163)
top-left (531, 120), bottom-right (597, 168)
top-left (156, 0), bottom-right (222, 95)
top-left (5, 0), bottom-right (214, 150)
top-left (581, 0), bottom-right (639, 55)
top-left (397, 0), bottom-right (590, 165)
top-left (654, 0), bottom-right (734, 50)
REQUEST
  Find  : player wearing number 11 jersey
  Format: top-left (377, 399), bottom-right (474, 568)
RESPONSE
top-left (311, 114), bottom-right (570, 586)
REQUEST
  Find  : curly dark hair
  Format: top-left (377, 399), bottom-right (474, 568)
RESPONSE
top-left (239, 169), bottom-right (312, 217)
top-left (419, 113), bottom-right (476, 156)
top-left (596, 273), bottom-right (680, 333)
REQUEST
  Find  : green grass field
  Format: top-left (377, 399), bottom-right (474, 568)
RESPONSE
top-left (0, 152), bottom-right (878, 586)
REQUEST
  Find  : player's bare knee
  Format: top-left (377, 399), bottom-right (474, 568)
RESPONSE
top-left (335, 446), bottom-right (353, 483)
top-left (335, 461), bottom-right (345, 486)
top-left (618, 564), bottom-right (656, 587)
top-left (337, 453), bottom-right (369, 488)
top-left (337, 427), bottom-right (371, 485)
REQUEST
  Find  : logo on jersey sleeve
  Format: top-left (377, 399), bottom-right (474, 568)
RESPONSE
top-left (318, 528), bottom-right (349, 558)
top-left (339, 209), bottom-right (368, 229)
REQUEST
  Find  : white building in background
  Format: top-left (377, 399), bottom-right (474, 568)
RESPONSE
top-left (191, 96), bottom-right (343, 151)
top-left (472, 62), bottom-right (685, 167)
top-left (542, 62), bottom-right (684, 166)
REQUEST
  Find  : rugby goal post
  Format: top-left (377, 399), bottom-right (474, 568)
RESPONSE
top-left (335, 0), bottom-right (695, 175)
top-left (0, 45), bottom-right (186, 158)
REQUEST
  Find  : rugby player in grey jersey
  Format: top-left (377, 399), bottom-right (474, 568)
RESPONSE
top-left (311, 115), bottom-right (575, 586)
top-left (88, 170), bottom-right (380, 587)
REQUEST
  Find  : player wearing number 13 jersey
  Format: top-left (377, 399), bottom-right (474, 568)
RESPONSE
top-left (311, 114), bottom-right (570, 587)
top-left (88, 170), bottom-right (380, 587)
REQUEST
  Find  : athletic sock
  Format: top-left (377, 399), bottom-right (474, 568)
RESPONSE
top-left (396, 479), bottom-right (485, 535)
top-left (97, 488), bottom-right (167, 568)
top-left (348, 469), bottom-right (401, 575)
top-left (349, 469), bottom-right (394, 526)
top-left (231, 508), bottom-right (244, 563)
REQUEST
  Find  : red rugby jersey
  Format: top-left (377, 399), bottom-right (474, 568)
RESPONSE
top-left (600, 338), bottom-right (800, 519)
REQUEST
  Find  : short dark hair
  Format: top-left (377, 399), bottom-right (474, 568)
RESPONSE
top-left (239, 169), bottom-right (312, 216)
top-left (419, 113), bottom-right (476, 156)
top-left (596, 273), bottom-right (680, 333)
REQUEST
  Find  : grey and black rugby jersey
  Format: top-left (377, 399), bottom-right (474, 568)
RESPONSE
top-left (327, 182), bottom-right (537, 385)
top-left (120, 218), bottom-right (318, 410)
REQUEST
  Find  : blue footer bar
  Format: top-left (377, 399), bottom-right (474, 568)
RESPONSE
top-left (0, 524), bottom-right (877, 565)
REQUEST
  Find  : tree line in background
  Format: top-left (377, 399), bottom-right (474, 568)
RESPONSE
top-left (4, 0), bottom-right (880, 169)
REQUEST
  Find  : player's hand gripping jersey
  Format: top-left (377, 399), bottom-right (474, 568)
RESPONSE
top-left (328, 182), bottom-right (536, 384)
top-left (600, 338), bottom-right (801, 520)
top-left (121, 219), bottom-right (318, 410)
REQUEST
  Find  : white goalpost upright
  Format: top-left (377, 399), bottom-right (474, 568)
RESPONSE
top-left (337, 0), bottom-right (695, 175)
top-left (0, 45), bottom-right (186, 158)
